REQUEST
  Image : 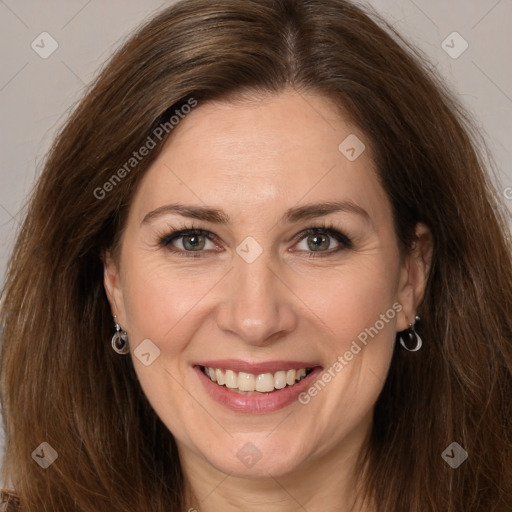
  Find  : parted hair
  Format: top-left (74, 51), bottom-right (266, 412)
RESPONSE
top-left (1, 0), bottom-right (511, 510)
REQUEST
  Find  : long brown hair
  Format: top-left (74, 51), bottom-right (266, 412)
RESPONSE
top-left (1, 0), bottom-right (511, 510)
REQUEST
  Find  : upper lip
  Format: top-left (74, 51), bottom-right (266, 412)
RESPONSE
top-left (194, 359), bottom-right (322, 374)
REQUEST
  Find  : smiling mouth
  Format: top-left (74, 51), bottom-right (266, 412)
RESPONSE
top-left (200, 366), bottom-right (314, 394)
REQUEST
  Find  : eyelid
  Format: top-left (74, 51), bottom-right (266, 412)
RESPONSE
top-left (289, 226), bottom-right (352, 250)
top-left (157, 223), bottom-right (352, 258)
top-left (158, 228), bottom-right (221, 248)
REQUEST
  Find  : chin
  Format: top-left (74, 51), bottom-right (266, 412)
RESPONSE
top-left (201, 433), bottom-right (311, 478)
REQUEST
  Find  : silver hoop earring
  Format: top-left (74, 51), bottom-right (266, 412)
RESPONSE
top-left (399, 315), bottom-right (422, 352)
top-left (111, 316), bottom-right (130, 354)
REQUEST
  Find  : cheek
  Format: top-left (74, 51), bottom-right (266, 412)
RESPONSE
top-left (121, 247), bottom-right (401, 351)
top-left (121, 256), bottom-right (222, 354)
top-left (118, 257), bottom-right (219, 440)
top-left (293, 255), bottom-right (400, 349)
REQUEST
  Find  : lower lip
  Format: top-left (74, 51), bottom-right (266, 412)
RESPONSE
top-left (194, 366), bottom-right (323, 413)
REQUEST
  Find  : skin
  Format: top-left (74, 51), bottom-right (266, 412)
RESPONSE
top-left (104, 89), bottom-right (432, 512)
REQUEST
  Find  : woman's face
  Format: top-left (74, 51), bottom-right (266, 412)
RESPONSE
top-left (104, 89), bottom-right (430, 479)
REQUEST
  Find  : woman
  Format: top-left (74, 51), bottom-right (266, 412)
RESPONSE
top-left (1, 0), bottom-right (511, 510)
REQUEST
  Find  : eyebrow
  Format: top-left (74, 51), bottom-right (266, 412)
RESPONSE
top-left (141, 200), bottom-right (372, 226)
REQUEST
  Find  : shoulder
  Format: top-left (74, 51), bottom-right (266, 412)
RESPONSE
top-left (0, 489), bottom-right (20, 511)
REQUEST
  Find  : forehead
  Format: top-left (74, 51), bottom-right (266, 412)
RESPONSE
top-left (131, 90), bottom-right (391, 229)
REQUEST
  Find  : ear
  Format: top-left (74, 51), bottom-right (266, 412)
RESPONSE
top-left (395, 222), bottom-right (433, 331)
top-left (102, 250), bottom-right (127, 328)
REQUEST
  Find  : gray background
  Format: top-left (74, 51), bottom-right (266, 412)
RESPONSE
top-left (1, 0), bottom-right (511, 472)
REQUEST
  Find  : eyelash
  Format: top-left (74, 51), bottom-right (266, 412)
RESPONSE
top-left (157, 221), bottom-right (353, 259)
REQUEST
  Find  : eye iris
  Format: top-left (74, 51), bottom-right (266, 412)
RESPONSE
top-left (183, 234), bottom-right (205, 251)
top-left (308, 233), bottom-right (330, 251)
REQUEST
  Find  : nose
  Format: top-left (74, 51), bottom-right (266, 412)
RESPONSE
top-left (215, 250), bottom-right (298, 346)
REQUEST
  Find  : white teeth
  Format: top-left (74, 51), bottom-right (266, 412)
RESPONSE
top-left (203, 366), bottom-right (311, 393)
top-left (215, 368), bottom-right (225, 385)
top-left (238, 372), bottom-right (255, 391)
top-left (225, 369), bottom-right (238, 389)
top-left (255, 373), bottom-right (275, 392)
top-left (274, 370), bottom-right (287, 389)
